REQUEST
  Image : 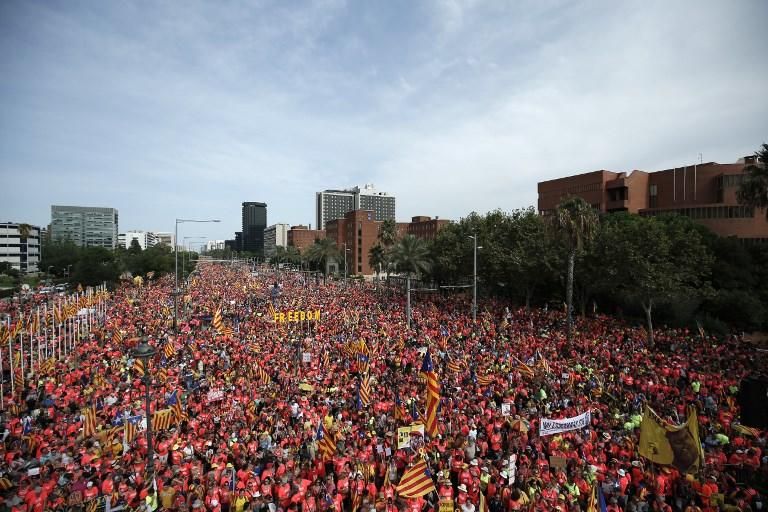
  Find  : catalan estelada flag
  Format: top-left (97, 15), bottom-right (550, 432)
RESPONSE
top-left (124, 420), bottom-right (139, 444)
top-left (358, 375), bottom-right (372, 407)
top-left (132, 359), bottom-right (145, 377)
top-left (256, 366), bottom-right (272, 385)
top-left (476, 373), bottom-right (494, 386)
top-left (394, 389), bottom-right (407, 421)
top-left (395, 457), bottom-right (436, 498)
top-left (358, 354), bottom-right (370, 375)
top-left (512, 356), bottom-right (535, 379)
top-left (421, 350), bottom-right (440, 438)
top-left (212, 308), bottom-right (223, 333)
top-left (732, 423), bottom-right (761, 438)
top-left (163, 341), bottom-right (175, 359)
top-left (82, 407), bottom-right (97, 437)
top-left (447, 357), bottom-right (464, 373)
top-left (316, 422), bottom-right (336, 461)
top-left (151, 409), bottom-right (174, 431)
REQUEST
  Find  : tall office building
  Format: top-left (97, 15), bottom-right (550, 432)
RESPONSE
top-left (316, 184), bottom-right (395, 229)
top-left (242, 202), bottom-right (267, 255)
top-left (263, 223), bottom-right (290, 258)
top-left (50, 205), bottom-right (119, 249)
top-left (0, 222), bottom-right (41, 274)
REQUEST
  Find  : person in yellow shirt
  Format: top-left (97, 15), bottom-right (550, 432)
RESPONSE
top-left (159, 483), bottom-right (176, 510)
top-left (232, 489), bottom-right (250, 512)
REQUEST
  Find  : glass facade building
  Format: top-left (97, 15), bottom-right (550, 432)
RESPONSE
top-left (50, 205), bottom-right (119, 249)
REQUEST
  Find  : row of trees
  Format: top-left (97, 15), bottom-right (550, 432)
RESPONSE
top-left (295, 145), bottom-right (767, 336)
top-left (39, 240), bottom-right (198, 286)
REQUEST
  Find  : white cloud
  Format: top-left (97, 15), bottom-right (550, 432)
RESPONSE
top-left (0, 0), bottom-right (766, 239)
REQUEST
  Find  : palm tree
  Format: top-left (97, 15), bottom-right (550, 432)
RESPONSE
top-left (390, 235), bottom-right (431, 329)
top-left (304, 238), bottom-right (339, 283)
top-left (17, 223), bottom-right (31, 242)
top-left (378, 219), bottom-right (398, 278)
top-left (737, 143), bottom-right (768, 219)
top-left (368, 244), bottom-right (386, 287)
top-left (550, 197), bottom-right (598, 341)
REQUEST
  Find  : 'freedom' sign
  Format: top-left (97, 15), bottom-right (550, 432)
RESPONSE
top-left (539, 411), bottom-right (591, 436)
top-left (273, 309), bottom-right (321, 323)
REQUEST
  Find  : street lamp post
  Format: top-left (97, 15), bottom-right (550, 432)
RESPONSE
top-left (132, 338), bottom-right (156, 495)
top-left (174, 219), bottom-right (219, 333)
top-left (468, 235), bottom-right (482, 323)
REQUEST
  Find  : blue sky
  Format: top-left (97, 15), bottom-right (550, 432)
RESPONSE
top-left (1, 0), bottom-right (766, 242)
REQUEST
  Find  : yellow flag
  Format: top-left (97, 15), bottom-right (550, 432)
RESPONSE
top-left (638, 406), bottom-right (703, 473)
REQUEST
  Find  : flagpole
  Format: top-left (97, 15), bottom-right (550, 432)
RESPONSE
top-left (28, 316), bottom-right (34, 374)
top-left (9, 334), bottom-right (15, 396)
top-left (43, 304), bottom-right (48, 360)
top-left (0, 320), bottom-right (5, 410)
top-left (19, 328), bottom-right (25, 386)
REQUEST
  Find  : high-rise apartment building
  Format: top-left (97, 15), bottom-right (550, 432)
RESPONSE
top-left (242, 202), bottom-right (267, 255)
top-left (263, 223), bottom-right (290, 258)
top-left (50, 205), bottom-right (119, 249)
top-left (0, 222), bottom-right (41, 274)
top-left (316, 184), bottom-right (395, 229)
top-left (118, 231), bottom-right (158, 250)
top-left (537, 155), bottom-right (768, 242)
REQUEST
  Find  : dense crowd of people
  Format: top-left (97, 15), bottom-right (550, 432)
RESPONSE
top-left (0, 263), bottom-right (766, 512)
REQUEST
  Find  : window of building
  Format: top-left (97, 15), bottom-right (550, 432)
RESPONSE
top-left (649, 184), bottom-right (658, 209)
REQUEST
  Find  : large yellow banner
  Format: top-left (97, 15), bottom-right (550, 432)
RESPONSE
top-left (638, 406), bottom-right (703, 473)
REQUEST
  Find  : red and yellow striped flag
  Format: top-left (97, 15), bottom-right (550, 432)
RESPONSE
top-left (13, 370), bottom-right (24, 394)
top-left (359, 375), bottom-right (372, 407)
top-left (476, 374), bottom-right (494, 387)
top-left (151, 409), bottom-right (173, 431)
top-left (82, 407), bottom-right (97, 437)
top-left (318, 423), bottom-right (336, 461)
top-left (421, 351), bottom-right (440, 438)
top-left (132, 359), bottom-right (145, 377)
top-left (212, 308), bottom-right (223, 333)
top-left (733, 424), bottom-right (761, 438)
top-left (395, 458), bottom-right (436, 498)
top-left (124, 421), bottom-right (139, 444)
top-left (256, 366), bottom-right (272, 385)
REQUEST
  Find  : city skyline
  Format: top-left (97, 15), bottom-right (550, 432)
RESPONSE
top-left (1, 1), bottom-right (767, 242)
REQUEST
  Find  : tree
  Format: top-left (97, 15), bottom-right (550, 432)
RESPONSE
top-left (378, 219), bottom-right (398, 276)
top-left (549, 197), bottom-right (599, 341)
top-left (40, 241), bottom-right (80, 278)
top-left (390, 235), bottom-right (431, 328)
top-left (17, 223), bottom-right (31, 242)
top-left (736, 143), bottom-right (768, 219)
top-left (128, 238), bottom-right (143, 254)
top-left (368, 244), bottom-right (386, 285)
top-left (304, 238), bottom-right (339, 282)
top-left (72, 246), bottom-right (120, 286)
top-left (596, 213), bottom-right (712, 346)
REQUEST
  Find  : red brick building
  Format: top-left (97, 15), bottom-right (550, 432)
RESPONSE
top-left (407, 216), bottom-right (450, 240)
top-left (325, 212), bottom-right (452, 276)
top-left (287, 225), bottom-right (325, 252)
top-left (538, 155), bottom-right (767, 242)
